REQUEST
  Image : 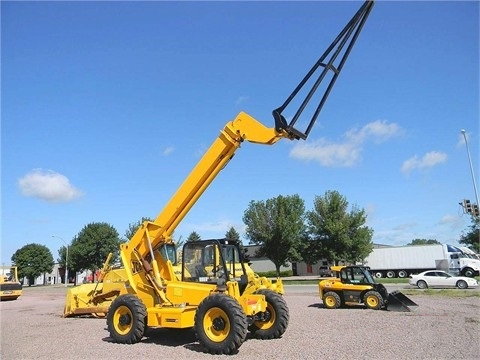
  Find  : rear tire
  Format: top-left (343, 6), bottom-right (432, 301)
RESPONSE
top-left (194, 293), bottom-right (247, 355)
top-left (107, 294), bottom-right (147, 344)
top-left (364, 291), bottom-right (383, 310)
top-left (417, 280), bottom-right (428, 289)
top-left (386, 271), bottom-right (395, 278)
top-left (457, 280), bottom-right (468, 289)
top-left (323, 291), bottom-right (341, 309)
top-left (397, 270), bottom-right (408, 278)
top-left (374, 272), bottom-right (383, 278)
top-left (249, 289), bottom-right (289, 340)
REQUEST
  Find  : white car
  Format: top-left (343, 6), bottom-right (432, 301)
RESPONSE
top-left (409, 270), bottom-right (479, 289)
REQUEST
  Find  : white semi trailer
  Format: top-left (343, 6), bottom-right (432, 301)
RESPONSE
top-left (362, 244), bottom-right (480, 278)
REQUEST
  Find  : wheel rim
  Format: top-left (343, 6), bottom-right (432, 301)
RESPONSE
top-left (366, 295), bottom-right (378, 307)
top-left (325, 295), bottom-right (337, 307)
top-left (418, 281), bottom-right (426, 289)
top-left (254, 303), bottom-right (276, 330)
top-left (113, 305), bottom-right (133, 335)
top-left (458, 281), bottom-right (467, 289)
top-left (203, 307), bottom-right (230, 342)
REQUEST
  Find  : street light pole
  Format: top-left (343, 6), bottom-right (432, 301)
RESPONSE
top-left (461, 129), bottom-right (480, 207)
top-left (52, 235), bottom-right (69, 287)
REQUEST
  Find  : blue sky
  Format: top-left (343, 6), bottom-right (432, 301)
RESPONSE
top-left (2, 1), bottom-right (479, 265)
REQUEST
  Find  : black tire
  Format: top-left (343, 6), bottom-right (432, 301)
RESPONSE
top-left (386, 271), bottom-right (395, 278)
top-left (107, 294), bottom-right (147, 344)
top-left (417, 280), bottom-right (428, 289)
top-left (194, 293), bottom-right (247, 355)
top-left (462, 268), bottom-right (475, 278)
top-left (397, 270), bottom-right (408, 278)
top-left (323, 291), bottom-right (341, 309)
top-left (457, 280), bottom-right (468, 289)
top-left (249, 289), bottom-right (289, 340)
top-left (374, 272), bottom-right (383, 278)
top-left (364, 291), bottom-right (383, 310)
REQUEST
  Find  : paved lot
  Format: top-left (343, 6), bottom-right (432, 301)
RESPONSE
top-left (1, 285), bottom-right (479, 359)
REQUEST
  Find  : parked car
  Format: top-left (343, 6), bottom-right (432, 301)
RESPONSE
top-left (319, 266), bottom-right (333, 277)
top-left (409, 270), bottom-right (479, 289)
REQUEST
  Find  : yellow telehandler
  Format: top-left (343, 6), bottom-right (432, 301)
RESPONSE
top-left (63, 1), bottom-right (375, 354)
top-left (319, 265), bottom-right (418, 312)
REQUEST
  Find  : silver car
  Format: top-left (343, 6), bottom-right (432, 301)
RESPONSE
top-left (409, 270), bottom-right (479, 289)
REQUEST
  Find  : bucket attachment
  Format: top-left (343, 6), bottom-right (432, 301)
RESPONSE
top-left (386, 290), bottom-right (419, 312)
top-left (63, 283), bottom-right (119, 317)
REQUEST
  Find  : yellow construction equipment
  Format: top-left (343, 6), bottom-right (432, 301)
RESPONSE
top-left (63, 1), bottom-right (375, 354)
top-left (319, 265), bottom-right (418, 312)
top-left (0, 266), bottom-right (22, 301)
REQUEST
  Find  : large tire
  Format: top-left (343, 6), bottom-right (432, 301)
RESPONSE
top-left (323, 291), bottom-right (341, 309)
top-left (364, 291), bottom-right (383, 310)
top-left (249, 289), bottom-right (289, 340)
top-left (107, 294), bottom-right (147, 344)
top-left (397, 270), bottom-right (408, 278)
top-left (462, 268), bottom-right (475, 278)
top-left (194, 293), bottom-right (247, 355)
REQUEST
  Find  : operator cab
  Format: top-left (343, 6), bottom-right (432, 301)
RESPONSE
top-left (340, 266), bottom-right (375, 285)
top-left (181, 239), bottom-right (248, 292)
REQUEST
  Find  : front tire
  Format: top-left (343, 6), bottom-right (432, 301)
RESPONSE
top-left (457, 280), bottom-right (468, 289)
top-left (417, 280), bottom-right (428, 289)
top-left (462, 268), bottom-right (475, 278)
top-left (323, 291), bottom-right (341, 309)
top-left (107, 294), bottom-right (147, 344)
top-left (194, 293), bottom-right (247, 355)
top-left (249, 289), bottom-right (289, 340)
top-left (364, 291), bottom-right (383, 310)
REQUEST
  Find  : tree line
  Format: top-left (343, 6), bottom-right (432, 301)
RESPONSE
top-left (11, 190), bottom-right (479, 283)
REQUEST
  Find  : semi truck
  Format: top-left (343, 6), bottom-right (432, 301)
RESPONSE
top-left (361, 244), bottom-right (480, 278)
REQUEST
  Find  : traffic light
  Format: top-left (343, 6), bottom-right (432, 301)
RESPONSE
top-left (463, 199), bottom-right (472, 213)
top-left (472, 204), bottom-right (479, 217)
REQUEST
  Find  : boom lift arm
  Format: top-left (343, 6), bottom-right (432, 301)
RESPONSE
top-left (125, 1), bottom-right (375, 277)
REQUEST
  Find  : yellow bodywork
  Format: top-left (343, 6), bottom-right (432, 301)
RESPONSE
top-left (0, 266), bottom-right (22, 301)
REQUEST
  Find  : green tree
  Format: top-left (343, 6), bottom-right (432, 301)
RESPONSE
top-left (225, 226), bottom-right (240, 241)
top-left (123, 217), bottom-right (153, 242)
top-left (305, 190), bottom-right (373, 265)
top-left (459, 216), bottom-right (480, 253)
top-left (407, 238), bottom-right (441, 246)
top-left (11, 244), bottom-right (54, 286)
top-left (243, 194), bottom-right (305, 276)
top-left (186, 231), bottom-right (202, 242)
top-left (70, 222), bottom-right (121, 282)
top-left (225, 226), bottom-right (249, 264)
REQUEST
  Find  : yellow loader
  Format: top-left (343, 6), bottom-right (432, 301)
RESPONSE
top-left (0, 266), bottom-right (22, 301)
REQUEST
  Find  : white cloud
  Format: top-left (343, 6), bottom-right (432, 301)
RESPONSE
top-left (235, 96), bottom-right (249, 107)
top-left (162, 146), bottom-right (174, 156)
top-left (401, 151), bottom-right (447, 174)
top-left (18, 169), bottom-right (83, 203)
top-left (290, 120), bottom-right (402, 167)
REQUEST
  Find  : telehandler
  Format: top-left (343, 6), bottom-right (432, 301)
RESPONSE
top-left (320, 265), bottom-right (418, 312)
top-left (63, 1), bottom-right (375, 354)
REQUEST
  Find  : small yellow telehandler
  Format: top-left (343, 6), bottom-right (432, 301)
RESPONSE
top-left (319, 265), bottom-right (418, 312)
